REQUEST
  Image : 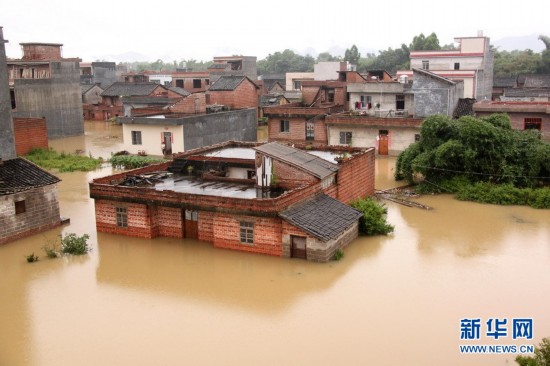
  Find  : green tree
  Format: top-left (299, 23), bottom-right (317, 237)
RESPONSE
top-left (537, 35), bottom-right (550, 73)
top-left (350, 197), bottom-right (394, 236)
top-left (257, 49), bottom-right (314, 74)
top-left (516, 337), bottom-right (550, 366)
top-left (344, 45), bottom-right (361, 65)
top-left (317, 52), bottom-right (341, 62)
top-left (494, 49), bottom-right (541, 76)
top-left (410, 32), bottom-right (441, 51)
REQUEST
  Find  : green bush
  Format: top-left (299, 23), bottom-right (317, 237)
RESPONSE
top-left (60, 233), bottom-right (91, 255)
top-left (333, 248), bottom-right (344, 261)
top-left (350, 197), bottom-right (394, 236)
top-left (25, 148), bottom-right (102, 172)
top-left (110, 155), bottom-right (166, 169)
top-left (26, 253), bottom-right (39, 263)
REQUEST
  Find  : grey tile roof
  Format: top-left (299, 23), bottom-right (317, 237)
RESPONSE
top-left (168, 87), bottom-right (190, 96)
top-left (259, 94), bottom-right (286, 106)
top-left (523, 74), bottom-right (550, 88)
top-left (253, 142), bottom-right (339, 179)
top-left (101, 82), bottom-right (160, 97)
top-left (209, 76), bottom-right (248, 91)
top-left (503, 88), bottom-right (550, 97)
top-left (493, 77), bottom-right (517, 88)
top-left (0, 158), bottom-right (61, 195)
top-left (279, 194), bottom-right (362, 241)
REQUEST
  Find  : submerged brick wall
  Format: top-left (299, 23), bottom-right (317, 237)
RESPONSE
top-left (337, 148), bottom-right (376, 203)
top-left (0, 185), bottom-right (61, 245)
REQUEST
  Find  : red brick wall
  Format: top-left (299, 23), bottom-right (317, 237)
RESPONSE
top-left (302, 86), bottom-right (320, 105)
top-left (157, 206), bottom-right (183, 238)
top-left (336, 149), bottom-right (376, 203)
top-left (476, 111), bottom-right (549, 133)
top-left (273, 159), bottom-right (318, 189)
top-left (198, 211), bottom-right (215, 242)
top-left (13, 118), bottom-right (48, 155)
top-left (212, 214), bottom-right (283, 257)
top-left (268, 118), bottom-right (328, 145)
top-left (170, 93), bottom-right (207, 114)
top-left (325, 115), bottom-right (423, 128)
top-left (208, 80), bottom-right (258, 110)
top-left (95, 200), bottom-right (157, 238)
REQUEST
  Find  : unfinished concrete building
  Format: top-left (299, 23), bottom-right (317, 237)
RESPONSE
top-left (7, 42), bottom-right (84, 138)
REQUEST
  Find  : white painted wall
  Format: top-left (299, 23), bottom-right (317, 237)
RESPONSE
top-left (122, 123), bottom-right (184, 156)
top-left (328, 125), bottom-right (419, 155)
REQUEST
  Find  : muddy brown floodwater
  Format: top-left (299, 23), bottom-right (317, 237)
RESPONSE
top-left (1, 122), bottom-right (549, 366)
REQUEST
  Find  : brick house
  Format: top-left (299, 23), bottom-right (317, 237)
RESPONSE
top-left (264, 104), bottom-right (344, 147)
top-left (207, 76), bottom-right (259, 111)
top-left (89, 141), bottom-right (375, 261)
top-left (473, 100), bottom-right (550, 139)
top-left (7, 42), bottom-right (84, 138)
top-left (101, 82), bottom-right (185, 117)
top-left (0, 158), bottom-right (63, 245)
top-left (172, 71), bottom-right (210, 93)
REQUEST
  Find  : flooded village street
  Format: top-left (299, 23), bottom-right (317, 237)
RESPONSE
top-left (1, 122), bottom-right (549, 366)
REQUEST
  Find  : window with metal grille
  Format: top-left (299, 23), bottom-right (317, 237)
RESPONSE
top-left (116, 207), bottom-right (128, 228)
top-left (240, 221), bottom-right (254, 244)
top-left (131, 131), bottom-right (142, 145)
top-left (524, 118), bottom-right (542, 130)
top-left (339, 131), bottom-right (352, 145)
top-left (306, 122), bottom-right (314, 140)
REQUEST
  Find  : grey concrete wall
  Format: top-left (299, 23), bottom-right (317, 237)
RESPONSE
top-left (92, 62), bottom-right (117, 89)
top-left (413, 73), bottom-right (462, 118)
top-left (13, 61), bottom-right (84, 138)
top-left (477, 50), bottom-right (494, 100)
top-left (183, 109), bottom-right (257, 150)
top-left (0, 27), bottom-right (16, 160)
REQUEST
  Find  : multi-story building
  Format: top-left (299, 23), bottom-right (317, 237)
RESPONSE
top-left (7, 41), bottom-right (84, 137)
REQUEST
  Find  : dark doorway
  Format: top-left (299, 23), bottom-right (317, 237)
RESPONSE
top-left (291, 236), bottom-right (307, 259)
top-left (163, 132), bottom-right (172, 155)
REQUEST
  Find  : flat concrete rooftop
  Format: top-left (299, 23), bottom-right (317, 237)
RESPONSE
top-left (153, 175), bottom-right (258, 199)
top-left (203, 147), bottom-right (256, 159)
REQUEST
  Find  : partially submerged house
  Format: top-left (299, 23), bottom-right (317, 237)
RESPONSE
top-left (7, 41), bottom-right (84, 138)
top-left (89, 141), bottom-right (375, 261)
top-left (119, 108), bottom-right (257, 156)
top-left (0, 27), bottom-right (63, 245)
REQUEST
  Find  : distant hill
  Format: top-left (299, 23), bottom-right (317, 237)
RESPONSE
top-left (493, 34), bottom-right (545, 52)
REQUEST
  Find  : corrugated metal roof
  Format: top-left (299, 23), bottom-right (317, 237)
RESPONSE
top-left (279, 194), bottom-right (362, 241)
top-left (0, 158), bottom-right (61, 195)
top-left (253, 142), bottom-right (339, 179)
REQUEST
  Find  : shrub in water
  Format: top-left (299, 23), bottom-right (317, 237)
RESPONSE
top-left (60, 233), bottom-right (91, 255)
top-left (26, 253), bottom-right (39, 263)
top-left (350, 197), bottom-right (394, 236)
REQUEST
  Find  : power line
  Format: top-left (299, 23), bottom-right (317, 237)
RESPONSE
top-left (413, 165), bottom-right (550, 180)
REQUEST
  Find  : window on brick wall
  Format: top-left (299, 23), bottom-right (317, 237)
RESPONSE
top-left (524, 118), bottom-right (542, 130)
top-left (327, 89), bottom-right (335, 103)
top-left (240, 221), bottom-right (254, 244)
top-left (176, 79), bottom-right (184, 88)
top-left (193, 79), bottom-right (201, 88)
top-left (339, 131), bottom-right (352, 145)
top-left (15, 200), bottom-right (26, 215)
top-left (131, 131), bottom-right (142, 145)
top-left (280, 120), bottom-right (290, 133)
top-left (306, 121), bottom-right (314, 140)
top-left (116, 207), bottom-right (128, 228)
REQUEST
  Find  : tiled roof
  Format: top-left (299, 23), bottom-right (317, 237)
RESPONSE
top-left (120, 96), bottom-right (180, 105)
top-left (259, 94), bottom-right (287, 106)
top-left (0, 158), bottom-right (60, 195)
top-left (523, 74), bottom-right (550, 88)
top-left (253, 142), bottom-right (339, 179)
top-left (493, 77), bottom-right (517, 88)
top-left (279, 194), bottom-right (362, 241)
top-left (209, 76), bottom-right (248, 91)
top-left (412, 68), bottom-right (456, 85)
top-left (168, 87), bottom-right (190, 96)
top-left (503, 88), bottom-right (550, 98)
top-left (101, 82), bottom-right (160, 97)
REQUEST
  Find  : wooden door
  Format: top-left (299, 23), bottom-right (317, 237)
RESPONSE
top-left (378, 134), bottom-right (389, 155)
top-left (291, 236), bottom-right (307, 259)
top-left (183, 209), bottom-right (198, 239)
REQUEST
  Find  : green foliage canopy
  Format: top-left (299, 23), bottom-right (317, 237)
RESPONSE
top-left (350, 197), bottom-right (394, 236)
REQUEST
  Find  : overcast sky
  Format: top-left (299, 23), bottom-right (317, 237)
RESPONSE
top-left (1, 0), bottom-right (548, 63)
